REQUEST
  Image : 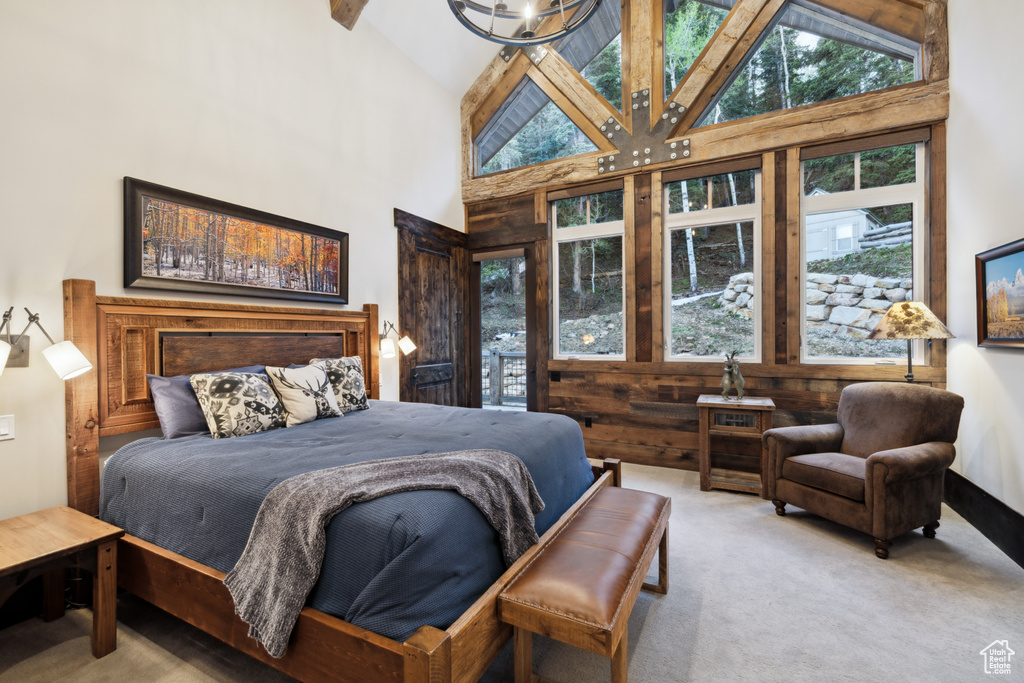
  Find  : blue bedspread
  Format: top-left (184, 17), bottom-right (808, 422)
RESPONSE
top-left (100, 400), bottom-right (593, 642)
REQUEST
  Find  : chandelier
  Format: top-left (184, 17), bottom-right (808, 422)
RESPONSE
top-left (448, 0), bottom-right (602, 46)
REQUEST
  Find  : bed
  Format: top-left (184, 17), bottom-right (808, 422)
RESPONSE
top-left (62, 279), bottom-right (617, 683)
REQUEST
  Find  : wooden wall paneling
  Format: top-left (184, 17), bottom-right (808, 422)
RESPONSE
top-left (329, 0), bottom-right (370, 30)
top-left (527, 68), bottom-right (617, 153)
top-left (773, 151), bottom-right (788, 364)
top-left (397, 229), bottom-right (418, 402)
top-left (534, 191), bottom-right (547, 225)
top-left (535, 49), bottom-right (625, 130)
top-left (395, 208), bottom-right (469, 248)
top-left (63, 279), bottom-right (100, 516)
top-left (785, 148), bottom-right (802, 364)
top-left (808, 0), bottom-right (926, 44)
top-left (623, 175), bottom-right (637, 362)
top-left (650, 172), bottom-right (664, 362)
top-left (760, 152), bottom-right (777, 366)
top-left (669, 0), bottom-right (787, 137)
top-left (928, 121), bottom-right (948, 373)
top-left (634, 174), bottom-right (653, 362)
top-left (547, 358), bottom-right (944, 382)
top-left (924, 0), bottom-right (949, 82)
top-left (454, 243), bottom-right (473, 407)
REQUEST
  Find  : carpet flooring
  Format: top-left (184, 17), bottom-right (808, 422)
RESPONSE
top-left (1, 464), bottom-right (1022, 682)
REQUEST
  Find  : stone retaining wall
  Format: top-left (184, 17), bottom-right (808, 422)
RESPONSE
top-left (720, 272), bottom-right (913, 339)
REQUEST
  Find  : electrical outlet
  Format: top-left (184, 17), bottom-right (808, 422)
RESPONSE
top-left (0, 415), bottom-right (14, 441)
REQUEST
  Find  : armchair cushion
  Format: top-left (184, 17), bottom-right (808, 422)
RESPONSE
top-left (782, 452), bottom-right (866, 502)
top-left (838, 382), bottom-right (964, 458)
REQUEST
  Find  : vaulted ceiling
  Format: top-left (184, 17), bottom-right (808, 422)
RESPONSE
top-left (332, 0), bottom-right (502, 96)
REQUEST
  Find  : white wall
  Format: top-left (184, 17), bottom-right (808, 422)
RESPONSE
top-left (947, 0), bottom-right (1024, 515)
top-left (0, 0), bottom-right (464, 518)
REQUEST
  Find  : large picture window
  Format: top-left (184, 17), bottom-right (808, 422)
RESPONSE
top-left (663, 168), bottom-right (761, 360)
top-left (801, 141), bottom-right (926, 362)
top-left (552, 188), bottom-right (625, 359)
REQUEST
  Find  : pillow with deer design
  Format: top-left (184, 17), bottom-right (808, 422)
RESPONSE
top-left (265, 362), bottom-right (342, 427)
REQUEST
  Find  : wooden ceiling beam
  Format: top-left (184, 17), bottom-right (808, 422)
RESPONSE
top-left (330, 0), bottom-right (370, 30)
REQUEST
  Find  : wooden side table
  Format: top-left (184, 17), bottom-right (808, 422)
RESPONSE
top-left (697, 395), bottom-right (775, 494)
top-left (0, 505), bottom-right (124, 657)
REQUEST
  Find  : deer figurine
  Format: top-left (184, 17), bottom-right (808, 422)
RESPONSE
top-left (721, 351), bottom-right (745, 401)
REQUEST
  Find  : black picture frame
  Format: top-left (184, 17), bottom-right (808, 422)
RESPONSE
top-left (976, 237), bottom-right (1024, 349)
top-left (124, 177), bottom-right (349, 304)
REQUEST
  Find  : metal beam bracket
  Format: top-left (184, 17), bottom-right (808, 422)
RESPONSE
top-left (523, 45), bottom-right (548, 65)
top-left (597, 97), bottom-right (691, 174)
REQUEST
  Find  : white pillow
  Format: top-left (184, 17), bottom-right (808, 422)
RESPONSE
top-left (265, 362), bottom-right (342, 428)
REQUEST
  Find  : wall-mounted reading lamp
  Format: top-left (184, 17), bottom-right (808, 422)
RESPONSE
top-left (0, 307), bottom-right (93, 380)
top-left (379, 320), bottom-right (416, 359)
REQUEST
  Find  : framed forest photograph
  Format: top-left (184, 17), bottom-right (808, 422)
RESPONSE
top-left (124, 177), bottom-right (348, 304)
top-left (976, 237), bottom-right (1024, 349)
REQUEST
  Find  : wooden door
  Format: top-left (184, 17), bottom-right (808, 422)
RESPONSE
top-left (395, 209), bottom-right (470, 406)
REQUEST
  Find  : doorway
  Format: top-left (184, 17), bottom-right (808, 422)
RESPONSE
top-left (472, 249), bottom-right (533, 411)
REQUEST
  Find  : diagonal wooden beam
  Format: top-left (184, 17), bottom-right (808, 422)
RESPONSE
top-left (534, 49), bottom-right (626, 131)
top-left (528, 67), bottom-right (618, 153)
top-left (667, 0), bottom-right (787, 138)
top-left (330, 0), bottom-right (370, 30)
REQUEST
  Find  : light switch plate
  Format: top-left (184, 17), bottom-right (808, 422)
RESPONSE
top-left (0, 415), bottom-right (14, 441)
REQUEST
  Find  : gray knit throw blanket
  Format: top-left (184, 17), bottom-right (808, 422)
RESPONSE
top-left (223, 449), bottom-right (545, 658)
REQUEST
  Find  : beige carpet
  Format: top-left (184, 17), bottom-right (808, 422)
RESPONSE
top-left (2, 464), bottom-right (1022, 682)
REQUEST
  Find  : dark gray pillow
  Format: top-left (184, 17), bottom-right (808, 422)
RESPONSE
top-left (147, 365), bottom-right (265, 439)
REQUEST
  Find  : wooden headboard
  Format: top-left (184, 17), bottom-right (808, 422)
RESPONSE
top-left (62, 279), bottom-right (380, 516)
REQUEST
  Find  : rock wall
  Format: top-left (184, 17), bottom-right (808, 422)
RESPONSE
top-left (719, 272), bottom-right (913, 339)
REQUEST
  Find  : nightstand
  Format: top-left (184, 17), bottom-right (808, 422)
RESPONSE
top-left (697, 395), bottom-right (775, 494)
top-left (0, 505), bottom-right (124, 657)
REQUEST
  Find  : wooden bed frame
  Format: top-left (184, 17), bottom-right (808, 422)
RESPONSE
top-left (61, 278), bottom-right (617, 683)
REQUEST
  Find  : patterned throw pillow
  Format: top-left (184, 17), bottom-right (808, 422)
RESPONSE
top-left (265, 362), bottom-right (343, 427)
top-left (190, 372), bottom-right (286, 439)
top-left (310, 356), bottom-right (369, 413)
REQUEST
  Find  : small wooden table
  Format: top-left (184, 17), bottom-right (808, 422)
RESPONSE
top-left (697, 395), bottom-right (775, 495)
top-left (0, 505), bottom-right (124, 657)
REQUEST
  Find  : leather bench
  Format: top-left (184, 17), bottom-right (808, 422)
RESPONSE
top-left (499, 485), bottom-right (670, 683)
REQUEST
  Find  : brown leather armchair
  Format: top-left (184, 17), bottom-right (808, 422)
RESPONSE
top-left (762, 382), bottom-right (964, 558)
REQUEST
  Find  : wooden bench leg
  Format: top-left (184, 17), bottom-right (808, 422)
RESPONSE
top-left (611, 629), bottom-right (627, 683)
top-left (641, 524), bottom-right (668, 595)
top-left (92, 541), bottom-right (117, 658)
top-left (514, 627), bottom-right (534, 683)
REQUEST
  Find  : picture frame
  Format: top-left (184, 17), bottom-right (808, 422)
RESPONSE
top-left (124, 177), bottom-right (349, 304)
top-left (975, 237), bottom-right (1024, 348)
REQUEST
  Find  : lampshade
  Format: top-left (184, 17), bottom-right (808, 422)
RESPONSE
top-left (0, 339), bottom-right (10, 378)
top-left (867, 301), bottom-right (954, 340)
top-left (397, 335), bottom-right (417, 355)
top-left (42, 340), bottom-right (93, 380)
top-left (380, 337), bottom-right (397, 359)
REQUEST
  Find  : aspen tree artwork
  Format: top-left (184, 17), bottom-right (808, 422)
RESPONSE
top-left (124, 178), bottom-right (348, 303)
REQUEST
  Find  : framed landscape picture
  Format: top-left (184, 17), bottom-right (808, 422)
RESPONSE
top-left (976, 237), bottom-right (1024, 348)
top-left (124, 177), bottom-right (348, 304)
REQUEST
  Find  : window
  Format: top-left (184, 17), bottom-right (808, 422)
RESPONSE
top-left (663, 168), bottom-right (761, 360)
top-left (696, 0), bottom-right (920, 127)
top-left (552, 189), bottom-right (625, 359)
top-left (556, 0), bottom-right (623, 111)
top-left (478, 79), bottom-right (598, 176)
top-left (664, 0), bottom-right (731, 99)
top-left (801, 141), bottom-right (925, 362)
